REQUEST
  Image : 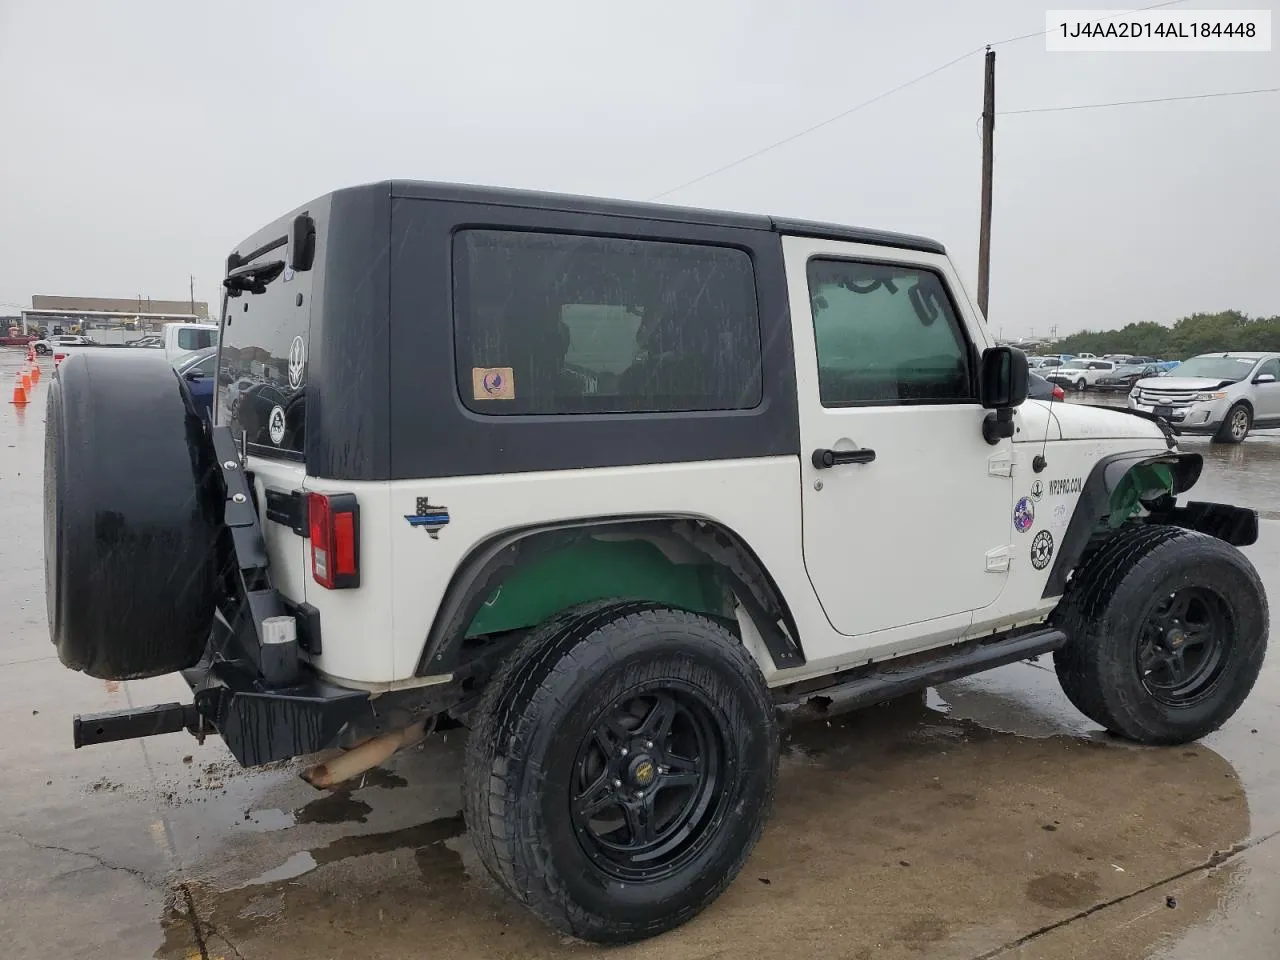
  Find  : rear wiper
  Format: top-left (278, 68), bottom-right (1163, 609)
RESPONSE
top-left (223, 259), bottom-right (285, 296)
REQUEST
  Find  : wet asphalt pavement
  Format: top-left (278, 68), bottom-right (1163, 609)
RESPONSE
top-left (2, 347), bottom-right (1279, 960)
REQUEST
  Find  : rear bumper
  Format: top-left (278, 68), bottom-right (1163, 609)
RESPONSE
top-left (73, 658), bottom-right (373, 767)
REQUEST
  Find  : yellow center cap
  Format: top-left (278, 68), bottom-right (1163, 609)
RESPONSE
top-left (634, 760), bottom-right (655, 785)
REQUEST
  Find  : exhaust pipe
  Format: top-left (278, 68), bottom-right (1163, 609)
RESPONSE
top-left (301, 719), bottom-right (429, 789)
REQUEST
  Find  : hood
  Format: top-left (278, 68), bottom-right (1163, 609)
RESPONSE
top-left (1135, 376), bottom-right (1234, 391)
top-left (1045, 403), bottom-right (1166, 442)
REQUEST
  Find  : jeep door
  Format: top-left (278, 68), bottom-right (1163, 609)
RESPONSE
top-left (784, 236), bottom-right (1010, 637)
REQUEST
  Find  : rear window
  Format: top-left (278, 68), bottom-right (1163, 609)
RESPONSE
top-left (452, 229), bottom-right (762, 415)
top-left (177, 327), bottom-right (216, 352)
top-left (217, 264), bottom-right (310, 458)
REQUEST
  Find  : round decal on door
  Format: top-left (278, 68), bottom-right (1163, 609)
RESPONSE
top-left (268, 405), bottom-right (287, 446)
top-left (1014, 496), bottom-right (1036, 533)
top-left (1030, 530), bottom-right (1054, 570)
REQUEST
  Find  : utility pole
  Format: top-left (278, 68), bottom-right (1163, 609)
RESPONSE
top-left (976, 47), bottom-right (995, 319)
top-left (190, 275), bottom-right (196, 317)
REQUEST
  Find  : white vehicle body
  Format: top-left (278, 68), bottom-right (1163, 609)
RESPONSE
top-left (32, 334), bottom-right (94, 354)
top-left (236, 223), bottom-right (1170, 688)
top-left (159, 322), bottom-right (218, 364)
top-left (1047, 360), bottom-right (1116, 391)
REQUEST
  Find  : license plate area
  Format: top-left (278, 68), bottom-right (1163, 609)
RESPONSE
top-left (1154, 406), bottom-right (1175, 417)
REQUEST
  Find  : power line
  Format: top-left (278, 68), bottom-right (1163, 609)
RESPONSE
top-left (998, 86), bottom-right (1280, 115)
top-left (648, 47), bottom-right (984, 201)
top-left (648, 0), bottom-right (1192, 201)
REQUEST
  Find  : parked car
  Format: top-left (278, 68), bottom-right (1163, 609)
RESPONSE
top-left (32, 334), bottom-right (97, 355)
top-left (1129, 351), bottom-right (1280, 442)
top-left (175, 346), bottom-right (217, 425)
top-left (1046, 359), bottom-right (1116, 392)
top-left (1094, 363), bottom-right (1163, 392)
top-left (44, 180), bottom-right (1268, 944)
top-left (1028, 372), bottom-right (1066, 401)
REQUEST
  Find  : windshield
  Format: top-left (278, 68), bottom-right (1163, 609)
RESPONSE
top-left (1170, 356), bottom-right (1258, 381)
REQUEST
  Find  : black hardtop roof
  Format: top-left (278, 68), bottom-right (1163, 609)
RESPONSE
top-left (381, 179), bottom-right (946, 255)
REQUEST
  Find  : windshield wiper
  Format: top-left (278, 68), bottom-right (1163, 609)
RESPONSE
top-left (223, 259), bottom-right (286, 296)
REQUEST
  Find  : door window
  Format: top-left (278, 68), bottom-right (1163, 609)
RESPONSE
top-left (1256, 359), bottom-right (1280, 380)
top-left (806, 259), bottom-right (973, 406)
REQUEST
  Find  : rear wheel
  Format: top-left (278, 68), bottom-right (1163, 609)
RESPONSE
top-left (1052, 525), bottom-right (1267, 745)
top-left (463, 602), bottom-right (778, 944)
top-left (1213, 403), bottom-right (1251, 444)
top-left (1075, 378), bottom-right (1087, 392)
top-left (35, 343), bottom-right (49, 355)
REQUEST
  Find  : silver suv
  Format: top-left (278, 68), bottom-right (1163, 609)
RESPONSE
top-left (1129, 351), bottom-right (1280, 443)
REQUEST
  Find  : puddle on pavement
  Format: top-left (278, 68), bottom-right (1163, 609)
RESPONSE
top-left (153, 689), bottom-right (1255, 960)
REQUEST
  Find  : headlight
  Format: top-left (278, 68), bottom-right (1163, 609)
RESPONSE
top-left (1193, 391), bottom-right (1228, 401)
top-left (1129, 388), bottom-right (1140, 398)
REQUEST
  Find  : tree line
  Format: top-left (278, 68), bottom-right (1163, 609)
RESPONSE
top-left (1048, 310), bottom-right (1280, 361)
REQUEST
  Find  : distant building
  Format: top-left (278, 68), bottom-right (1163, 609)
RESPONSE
top-left (21, 295), bottom-right (210, 336)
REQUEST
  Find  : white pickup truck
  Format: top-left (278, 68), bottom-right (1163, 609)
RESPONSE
top-left (38, 323), bottom-right (217, 366)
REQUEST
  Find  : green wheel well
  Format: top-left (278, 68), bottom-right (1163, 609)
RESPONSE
top-left (464, 537), bottom-right (733, 638)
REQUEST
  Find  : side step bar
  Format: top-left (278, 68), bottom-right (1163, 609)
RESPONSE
top-left (775, 627), bottom-right (1067, 721)
top-left (73, 703), bottom-right (202, 748)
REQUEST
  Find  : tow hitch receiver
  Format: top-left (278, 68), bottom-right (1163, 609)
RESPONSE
top-left (73, 702), bottom-right (203, 749)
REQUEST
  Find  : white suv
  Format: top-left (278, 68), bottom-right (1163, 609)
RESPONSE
top-left (43, 181), bottom-right (1269, 944)
top-left (1046, 359), bottom-right (1115, 392)
top-left (1129, 351), bottom-right (1280, 443)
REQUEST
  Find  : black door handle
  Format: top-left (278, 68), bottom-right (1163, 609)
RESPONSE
top-left (812, 447), bottom-right (877, 469)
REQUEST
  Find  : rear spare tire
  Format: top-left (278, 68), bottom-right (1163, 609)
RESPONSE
top-left (45, 350), bottom-right (222, 680)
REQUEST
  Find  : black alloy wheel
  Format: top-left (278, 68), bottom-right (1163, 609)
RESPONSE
top-left (1137, 587), bottom-right (1231, 706)
top-left (571, 686), bottom-right (728, 883)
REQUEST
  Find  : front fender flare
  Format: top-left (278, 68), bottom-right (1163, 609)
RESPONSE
top-left (1042, 450), bottom-right (1204, 599)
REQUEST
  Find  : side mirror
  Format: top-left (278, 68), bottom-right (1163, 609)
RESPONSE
top-left (979, 346), bottom-right (1029, 410)
top-left (289, 213), bottom-right (317, 273)
top-left (184, 370), bottom-right (205, 382)
top-left (979, 346), bottom-right (1028, 445)
top-left (1254, 373), bottom-right (1276, 385)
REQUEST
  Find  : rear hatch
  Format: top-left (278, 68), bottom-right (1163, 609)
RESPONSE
top-left (217, 199), bottom-right (330, 610)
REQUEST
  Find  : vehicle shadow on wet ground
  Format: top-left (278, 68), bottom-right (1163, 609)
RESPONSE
top-left (153, 691), bottom-right (1252, 960)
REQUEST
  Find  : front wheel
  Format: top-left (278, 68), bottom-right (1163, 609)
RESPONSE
top-left (463, 602), bottom-right (778, 944)
top-left (1213, 403), bottom-right (1252, 444)
top-left (35, 344), bottom-right (50, 355)
top-left (1052, 526), bottom-right (1267, 745)
top-left (1076, 378), bottom-right (1087, 392)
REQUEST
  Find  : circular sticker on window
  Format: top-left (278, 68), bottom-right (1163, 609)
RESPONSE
top-left (268, 405), bottom-right (287, 446)
top-left (287, 336), bottom-right (306, 390)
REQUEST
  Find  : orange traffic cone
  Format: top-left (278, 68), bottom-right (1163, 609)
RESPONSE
top-left (20, 368), bottom-right (32, 392)
top-left (29, 362), bottom-right (40, 384)
top-left (9, 373), bottom-right (28, 405)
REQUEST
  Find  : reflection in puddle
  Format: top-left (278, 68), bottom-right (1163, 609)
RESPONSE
top-left (240, 850), bottom-right (317, 888)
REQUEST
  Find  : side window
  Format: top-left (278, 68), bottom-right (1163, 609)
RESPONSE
top-left (1256, 359), bottom-right (1280, 380)
top-left (453, 230), bottom-right (762, 415)
top-left (194, 355), bottom-right (217, 376)
top-left (806, 259), bottom-right (972, 406)
top-left (178, 328), bottom-right (215, 352)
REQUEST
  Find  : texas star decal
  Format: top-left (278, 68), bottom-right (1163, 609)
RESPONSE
top-left (1030, 530), bottom-right (1054, 570)
top-left (405, 497), bottom-right (450, 539)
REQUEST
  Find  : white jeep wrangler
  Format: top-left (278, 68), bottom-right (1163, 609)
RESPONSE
top-left (45, 181), bottom-right (1267, 944)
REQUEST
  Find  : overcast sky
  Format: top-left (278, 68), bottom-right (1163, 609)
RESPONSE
top-left (1, 0), bottom-right (1276, 336)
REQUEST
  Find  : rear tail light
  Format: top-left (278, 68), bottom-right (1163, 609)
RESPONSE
top-left (1051, 384), bottom-right (1066, 401)
top-left (307, 492), bottom-right (360, 589)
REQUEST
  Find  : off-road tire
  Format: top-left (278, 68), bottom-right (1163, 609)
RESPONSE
top-left (1052, 524), bottom-right (1267, 745)
top-left (462, 601), bottom-right (778, 944)
top-left (1212, 403), bottom-right (1252, 444)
